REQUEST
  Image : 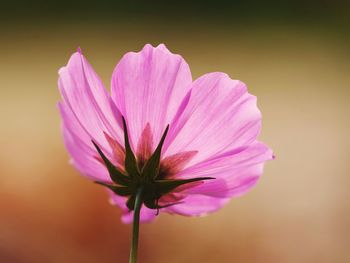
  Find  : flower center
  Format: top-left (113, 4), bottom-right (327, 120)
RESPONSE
top-left (92, 117), bottom-right (213, 211)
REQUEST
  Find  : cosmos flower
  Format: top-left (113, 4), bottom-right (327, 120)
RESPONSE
top-left (58, 44), bottom-right (273, 224)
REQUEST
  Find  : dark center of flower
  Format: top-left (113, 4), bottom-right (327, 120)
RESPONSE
top-left (92, 117), bottom-right (213, 212)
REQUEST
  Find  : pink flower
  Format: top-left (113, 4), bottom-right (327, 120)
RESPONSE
top-left (58, 44), bottom-right (273, 224)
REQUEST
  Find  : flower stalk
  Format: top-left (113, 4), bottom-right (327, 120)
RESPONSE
top-left (129, 186), bottom-right (144, 263)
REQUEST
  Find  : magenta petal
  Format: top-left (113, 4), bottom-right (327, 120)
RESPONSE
top-left (164, 72), bottom-right (262, 167)
top-left (176, 142), bottom-right (273, 198)
top-left (58, 51), bottom-right (123, 155)
top-left (121, 207), bottom-right (156, 224)
top-left (62, 123), bottom-right (110, 182)
top-left (111, 44), bottom-right (192, 151)
top-left (164, 195), bottom-right (230, 217)
top-left (109, 192), bottom-right (156, 223)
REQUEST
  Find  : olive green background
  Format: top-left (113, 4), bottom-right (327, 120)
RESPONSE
top-left (1, 1), bottom-right (349, 262)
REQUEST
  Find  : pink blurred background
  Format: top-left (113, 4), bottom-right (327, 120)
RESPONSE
top-left (1, 1), bottom-right (350, 262)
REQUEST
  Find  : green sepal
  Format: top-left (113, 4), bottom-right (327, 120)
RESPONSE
top-left (92, 121), bottom-right (217, 214)
top-left (95, 181), bottom-right (132, 196)
top-left (92, 140), bottom-right (130, 186)
top-left (154, 177), bottom-right (214, 195)
top-left (126, 194), bottom-right (136, 210)
top-left (122, 117), bottom-right (140, 178)
top-left (142, 125), bottom-right (169, 180)
top-left (143, 196), bottom-right (182, 210)
top-left (142, 177), bottom-right (213, 210)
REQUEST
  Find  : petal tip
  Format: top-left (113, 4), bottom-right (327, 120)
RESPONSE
top-left (58, 66), bottom-right (66, 75)
top-left (156, 43), bottom-right (170, 52)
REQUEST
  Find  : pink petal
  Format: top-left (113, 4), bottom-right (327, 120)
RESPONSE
top-left (62, 123), bottom-right (110, 182)
top-left (121, 207), bottom-right (157, 224)
top-left (109, 192), bottom-right (156, 223)
top-left (164, 72), bottom-right (262, 167)
top-left (111, 44), bottom-right (192, 151)
top-left (176, 142), bottom-right (274, 198)
top-left (164, 195), bottom-right (230, 217)
top-left (58, 50), bottom-right (123, 157)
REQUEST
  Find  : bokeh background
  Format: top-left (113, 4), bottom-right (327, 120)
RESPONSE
top-left (1, 1), bottom-right (349, 262)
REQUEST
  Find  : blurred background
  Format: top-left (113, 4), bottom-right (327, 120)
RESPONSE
top-left (1, 1), bottom-right (349, 262)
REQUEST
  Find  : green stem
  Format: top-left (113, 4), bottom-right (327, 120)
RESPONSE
top-left (129, 187), bottom-right (144, 263)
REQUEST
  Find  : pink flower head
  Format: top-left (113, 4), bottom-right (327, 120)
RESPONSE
top-left (58, 44), bottom-right (274, 223)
